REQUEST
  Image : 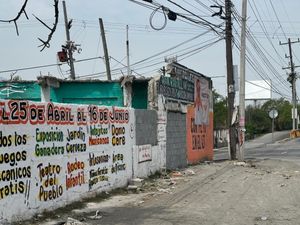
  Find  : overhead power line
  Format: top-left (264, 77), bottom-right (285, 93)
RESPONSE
top-left (0, 56), bottom-right (103, 74)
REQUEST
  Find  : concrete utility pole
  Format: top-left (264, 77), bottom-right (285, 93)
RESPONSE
top-left (225, 0), bottom-right (237, 160)
top-left (62, 0), bottom-right (76, 80)
top-left (126, 25), bottom-right (131, 76)
top-left (280, 38), bottom-right (300, 130)
top-left (238, 0), bottom-right (247, 162)
top-left (99, 18), bottom-right (112, 81)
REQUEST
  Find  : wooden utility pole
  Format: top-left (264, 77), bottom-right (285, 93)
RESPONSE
top-left (62, 0), bottom-right (76, 80)
top-left (99, 18), bottom-right (112, 81)
top-left (280, 38), bottom-right (300, 130)
top-left (238, 0), bottom-right (247, 161)
top-left (225, 0), bottom-right (236, 159)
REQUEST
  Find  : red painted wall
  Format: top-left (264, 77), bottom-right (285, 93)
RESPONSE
top-left (186, 105), bottom-right (214, 164)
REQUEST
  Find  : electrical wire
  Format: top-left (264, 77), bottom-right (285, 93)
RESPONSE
top-left (232, 37), bottom-right (290, 100)
top-left (238, 2), bottom-right (286, 65)
top-left (77, 37), bottom-right (223, 80)
top-left (0, 56), bottom-right (103, 74)
top-left (232, 6), bottom-right (291, 93)
top-left (149, 6), bottom-right (167, 30)
top-left (131, 29), bottom-right (213, 67)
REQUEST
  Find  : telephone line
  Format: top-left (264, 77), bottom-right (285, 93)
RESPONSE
top-left (0, 56), bottom-right (103, 74)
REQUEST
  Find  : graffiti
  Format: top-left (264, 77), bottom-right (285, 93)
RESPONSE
top-left (111, 153), bottom-right (126, 174)
top-left (77, 107), bottom-right (87, 125)
top-left (46, 103), bottom-right (74, 125)
top-left (35, 143), bottom-right (65, 157)
top-left (186, 105), bottom-right (213, 164)
top-left (0, 101), bottom-right (130, 126)
top-left (35, 127), bottom-right (65, 157)
top-left (0, 100), bottom-right (74, 125)
top-left (0, 180), bottom-right (26, 200)
top-left (88, 106), bottom-right (109, 124)
top-left (111, 125), bottom-right (126, 146)
top-left (90, 126), bottom-right (108, 136)
top-left (0, 101), bottom-right (76, 125)
top-left (0, 128), bottom-right (31, 201)
top-left (89, 153), bottom-right (109, 166)
top-left (88, 153), bottom-right (110, 190)
top-left (89, 166), bottom-right (109, 190)
top-left (0, 131), bottom-right (27, 147)
top-left (0, 151), bottom-right (27, 166)
top-left (0, 150), bottom-right (31, 200)
top-left (89, 125), bottom-right (109, 146)
top-left (0, 165), bottom-right (31, 181)
top-left (66, 159), bottom-right (85, 190)
top-left (0, 100), bottom-right (135, 222)
top-left (111, 163), bottom-right (126, 174)
top-left (0, 101), bottom-right (30, 124)
top-left (66, 127), bottom-right (85, 142)
top-left (66, 143), bottom-right (86, 153)
top-left (37, 162), bottom-right (63, 201)
top-left (138, 145), bottom-right (152, 163)
top-left (190, 118), bottom-right (206, 150)
top-left (109, 108), bottom-right (129, 123)
top-left (65, 126), bottom-right (87, 154)
top-left (89, 137), bottom-right (109, 145)
top-left (88, 106), bottom-right (129, 124)
top-left (36, 127), bottom-right (64, 144)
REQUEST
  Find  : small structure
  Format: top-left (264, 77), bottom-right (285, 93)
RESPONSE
top-left (0, 76), bottom-right (150, 109)
top-left (148, 62), bottom-right (213, 169)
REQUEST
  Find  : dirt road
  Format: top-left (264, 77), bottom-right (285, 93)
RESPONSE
top-left (21, 158), bottom-right (300, 225)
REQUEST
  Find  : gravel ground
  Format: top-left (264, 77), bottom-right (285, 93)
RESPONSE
top-left (17, 158), bottom-right (300, 225)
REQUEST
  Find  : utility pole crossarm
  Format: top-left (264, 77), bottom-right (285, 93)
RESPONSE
top-left (282, 66), bottom-right (300, 70)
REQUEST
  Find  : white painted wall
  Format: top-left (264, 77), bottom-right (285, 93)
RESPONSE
top-left (0, 100), bottom-right (135, 223)
top-left (132, 145), bottom-right (161, 178)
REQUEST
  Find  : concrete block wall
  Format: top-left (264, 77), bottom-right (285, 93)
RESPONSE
top-left (133, 110), bottom-right (162, 178)
top-left (135, 110), bottom-right (157, 146)
top-left (166, 112), bottom-right (187, 170)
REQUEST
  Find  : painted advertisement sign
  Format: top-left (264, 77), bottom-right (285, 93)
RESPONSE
top-left (194, 77), bottom-right (210, 125)
top-left (157, 76), bottom-right (194, 102)
top-left (0, 100), bottom-right (134, 223)
top-left (138, 144), bottom-right (152, 163)
top-left (186, 77), bottom-right (213, 164)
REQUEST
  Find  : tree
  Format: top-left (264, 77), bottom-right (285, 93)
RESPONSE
top-left (245, 98), bottom-right (293, 139)
top-left (245, 104), bottom-right (270, 139)
top-left (213, 89), bottom-right (227, 130)
top-left (261, 98), bottom-right (292, 130)
top-left (0, 0), bottom-right (59, 51)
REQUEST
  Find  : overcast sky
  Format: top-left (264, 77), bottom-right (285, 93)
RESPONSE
top-left (1, 0), bottom-right (300, 100)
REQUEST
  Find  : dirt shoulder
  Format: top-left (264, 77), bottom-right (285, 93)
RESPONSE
top-left (18, 159), bottom-right (300, 225)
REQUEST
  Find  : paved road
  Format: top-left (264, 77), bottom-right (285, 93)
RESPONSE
top-left (214, 131), bottom-right (295, 161)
